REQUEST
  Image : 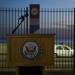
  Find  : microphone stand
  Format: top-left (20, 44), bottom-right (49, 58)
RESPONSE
top-left (12, 14), bottom-right (28, 34)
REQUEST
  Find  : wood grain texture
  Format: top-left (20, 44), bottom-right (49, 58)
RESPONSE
top-left (6, 34), bottom-right (56, 66)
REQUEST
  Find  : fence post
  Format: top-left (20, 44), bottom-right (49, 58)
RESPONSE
top-left (26, 7), bottom-right (28, 34)
top-left (74, 8), bottom-right (75, 70)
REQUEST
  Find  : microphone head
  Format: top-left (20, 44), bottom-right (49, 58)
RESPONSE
top-left (19, 15), bottom-right (24, 19)
top-left (24, 14), bottom-right (28, 17)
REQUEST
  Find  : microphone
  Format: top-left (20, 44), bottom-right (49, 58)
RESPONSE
top-left (12, 13), bottom-right (29, 34)
top-left (19, 15), bottom-right (24, 20)
top-left (19, 14), bottom-right (29, 20)
top-left (24, 14), bottom-right (28, 17)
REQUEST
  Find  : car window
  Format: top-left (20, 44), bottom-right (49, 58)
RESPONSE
top-left (56, 46), bottom-right (63, 50)
top-left (64, 46), bottom-right (69, 50)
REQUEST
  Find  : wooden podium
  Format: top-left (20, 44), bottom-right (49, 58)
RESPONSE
top-left (6, 34), bottom-right (56, 75)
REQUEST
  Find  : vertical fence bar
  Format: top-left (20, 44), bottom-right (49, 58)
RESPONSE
top-left (74, 8), bottom-right (75, 70)
top-left (62, 8), bottom-right (63, 69)
top-left (2, 7), bottom-right (4, 70)
top-left (68, 8), bottom-right (69, 70)
top-left (12, 8), bottom-right (13, 34)
top-left (44, 8), bottom-right (46, 34)
top-left (64, 8), bottom-right (66, 69)
top-left (58, 8), bottom-right (59, 70)
top-left (15, 8), bottom-right (16, 34)
top-left (0, 8), bottom-right (1, 68)
top-left (53, 8), bottom-right (55, 69)
top-left (5, 8), bottom-right (6, 70)
top-left (61, 8), bottom-right (62, 69)
top-left (60, 8), bottom-right (61, 69)
top-left (50, 8), bottom-right (52, 33)
top-left (7, 8), bottom-right (8, 70)
top-left (52, 8), bottom-right (53, 34)
top-left (10, 8), bottom-right (13, 68)
top-left (54, 8), bottom-right (58, 69)
top-left (47, 8), bottom-right (49, 70)
top-left (43, 8), bottom-right (44, 34)
top-left (59, 8), bottom-right (60, 70)
top-left (61, 8), bottom-right (63, 70)
top-left (65, 8), bottom-right (67, 69)
top-left (56, 8), bottom-right (57, 69)
top-left (21, 8), bottom-right (22, 34)
top-left (24, 8), bottom-right (25, 34)
top-left (26, 7), bottom-right (28, 34)
top-left (0, 7), bottom-right (1, 68)
top-left (53, 9), bottom-right (54, 34)
top-left (56, 8), bottom-right (58, 70)
top-left (5, 8), bottom-right (7, 70)
top-left (0, 7), bottom-right (3, 70)
top-left (0, 8), bottom-right (1, 41)
top-left (53, 8), bottom-right (55, 34)
top-left (71, 8), bottom-right (72, 69)
top-left (1, 8), bottom-right (2, 70)
top-left (9, 8), bottom-right (10, 34)
top-left (4, 8), bottom-right (5, 70)
top-left (18, 8), bottom-right (19, 34)
top-left (47, 8), bottom-right (49, 34)
top-left (9, 8), bottom-right (11, 70)
top-left (49, 8), bottom-right (50, 33)
top-left (42, 8), bottom-right (43, 34)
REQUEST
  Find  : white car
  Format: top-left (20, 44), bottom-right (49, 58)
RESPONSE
top-left (54, 44), bottom-right (74, 57)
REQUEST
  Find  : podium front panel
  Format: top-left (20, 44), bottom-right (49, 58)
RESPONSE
top-left (6, 34), bottom-right (55, 66)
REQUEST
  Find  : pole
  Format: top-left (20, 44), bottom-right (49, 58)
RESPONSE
top-left (74, 8), bottom-right (75, 70)
top-left (26, 7), bottom-right (28, 34)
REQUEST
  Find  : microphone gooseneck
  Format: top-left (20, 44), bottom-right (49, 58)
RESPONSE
top-left (12, 14), bottom-right (28, 34)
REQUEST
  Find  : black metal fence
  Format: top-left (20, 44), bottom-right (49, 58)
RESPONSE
top-left (0, 7), bottom-right (74, 71)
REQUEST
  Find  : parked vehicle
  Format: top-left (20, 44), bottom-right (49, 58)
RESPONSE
top-left (54, 43), bottom-right (74, 58)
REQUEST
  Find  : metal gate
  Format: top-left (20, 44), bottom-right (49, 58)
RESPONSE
top-left (0, 7), bottom-right (75, 72)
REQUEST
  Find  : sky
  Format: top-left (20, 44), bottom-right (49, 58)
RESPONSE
top-left (0, 0), bottom-right (75, 39)
top-left (0, 0), bottom-right (75, 9)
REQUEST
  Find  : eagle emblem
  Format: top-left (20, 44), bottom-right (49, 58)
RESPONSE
top-left (25, 45), bottom-right (37, 56)
top-left (31, 8), bottom-right (38, 15)
top-left (20, 38), bottom-right (42, 61)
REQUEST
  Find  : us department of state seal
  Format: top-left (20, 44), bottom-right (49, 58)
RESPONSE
top-left (31, 8), bottom-right (38, 15)
top-left (19, 38), bottom-right (42, 62)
